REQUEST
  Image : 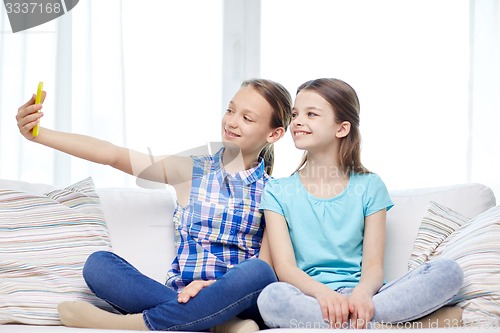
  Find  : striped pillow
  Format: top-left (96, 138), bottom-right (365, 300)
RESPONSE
top-left (0, 177), bottom-right (113, 325)
top-left (409, 202), bottom-right (500, 326)
top-left (408, 201), bottom-right (471, 270)
top-left (430, 205), bottom-right (500, 326)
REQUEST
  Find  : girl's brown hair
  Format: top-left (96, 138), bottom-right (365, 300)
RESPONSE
top-left (241, 79), bottom-right (292, 175)
top-left (294, 78), bottom-right (369, 174)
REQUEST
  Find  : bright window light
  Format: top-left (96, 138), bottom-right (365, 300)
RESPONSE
top-left (261, 0), bottom-right (470, 190)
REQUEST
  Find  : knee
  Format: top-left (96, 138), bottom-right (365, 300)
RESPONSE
top-left (258, 282), bottom-right (321, 328)
top-left (257, 282), bottom-right (304, 312)
top-left (239, 258), bottom-right (278, 288)
top-left (257, 282), bottom-right (288, 310)
top-left (83, 251), bottom-right (114, 286)
top-left (433, 258), bottom-right (464, 289)
top-left (257, 282), bottom-right (288, 322)
top-left (429, 258), bottom-right (464, 293)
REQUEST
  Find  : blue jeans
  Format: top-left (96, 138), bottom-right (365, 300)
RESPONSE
top-left (257, 258), bottom-right (464, 328)
top-left (83, 251), bottom-right (277, 331)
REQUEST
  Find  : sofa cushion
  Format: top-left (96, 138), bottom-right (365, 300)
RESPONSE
top-left (0, 178), bottom-right (113, 325)
top-left (97, 187), bottom-right (177, 283)
top-left (410, 203), bottom-right (500, 326)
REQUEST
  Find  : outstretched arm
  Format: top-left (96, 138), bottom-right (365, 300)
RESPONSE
top-left (16, 92), bottom-right (193, 186)
top-left (264, 210), bottom-right (350, 328)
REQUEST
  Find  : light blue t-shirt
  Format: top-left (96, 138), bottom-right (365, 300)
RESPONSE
top-left (259, 172), bottom-right (394, 291)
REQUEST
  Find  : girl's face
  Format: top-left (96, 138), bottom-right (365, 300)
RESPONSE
top-left (291, 90), bottom-right (341, 152)
top-left (221, 85), bottom-right (278, 156)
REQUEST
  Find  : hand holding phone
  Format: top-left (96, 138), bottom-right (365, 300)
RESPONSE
top-left (32, 82), bottom-right (43, 137)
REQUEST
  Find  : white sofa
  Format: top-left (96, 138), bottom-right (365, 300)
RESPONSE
top-left (0, 179), bottom-right (497, 333)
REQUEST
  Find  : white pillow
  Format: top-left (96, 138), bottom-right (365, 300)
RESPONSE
top-left (0, 178), bottom-right (113, 325)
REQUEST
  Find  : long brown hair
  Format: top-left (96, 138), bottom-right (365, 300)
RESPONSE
top-left (241, 79), bottom-right (292, 175)
top-left (294, 78), bottom-right (369, 174)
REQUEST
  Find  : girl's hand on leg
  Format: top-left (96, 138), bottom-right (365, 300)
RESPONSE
top-left (348, 291), bottom-right (374, 329)
top-left (177, 280), bottom-right (216, 303)
top-left (316, 291), bottom-right (349, 329)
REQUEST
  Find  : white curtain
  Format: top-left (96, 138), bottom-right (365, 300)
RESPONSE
top-left (0, 0), bottom-right (222, 188)
top-left (0, 5), bottom-right (60, 185)
top-left (261, 0), bottom-right (499, 200)
top-left (469, 0), bottom-right (500, 200)
top-left (1, 0), bottom-right (498, 199)
top-left (0, 0), bottom-right (126, 187)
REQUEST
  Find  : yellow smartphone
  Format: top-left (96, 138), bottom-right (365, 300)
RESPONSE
top-left (33, 82), bottom-right (43, 137)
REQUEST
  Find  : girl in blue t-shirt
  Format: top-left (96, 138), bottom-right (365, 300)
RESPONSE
top-left (257, 78), bottom-right (464, 329)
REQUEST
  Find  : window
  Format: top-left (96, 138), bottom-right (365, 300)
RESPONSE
top-left (261, 0), bottom-right (470, 190)
top-left (0, 0), bottom-right (223, 187)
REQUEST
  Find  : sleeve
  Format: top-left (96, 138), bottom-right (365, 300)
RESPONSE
top-left (363, 173), bottom-right (394, 217)
top-left (258, 179), bottom-right (286, 216)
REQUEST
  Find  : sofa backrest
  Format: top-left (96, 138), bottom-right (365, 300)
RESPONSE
top-left (1, 178), bottom-right (496, 285)
top-left (384, 183), bottom-right (496, 281)
top-left (97, 187), bottom-right (177, 283)
top-left (98, 182), bottom-right (496, 284)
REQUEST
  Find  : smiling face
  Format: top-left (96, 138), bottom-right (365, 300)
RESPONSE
top-left (291, 89), bottom-right (345, 153)
top-left (221, 85), bottom-right (277, 157)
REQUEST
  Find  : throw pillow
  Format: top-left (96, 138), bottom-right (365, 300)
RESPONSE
top-left (0, 177), bottom-right (114, 325)
top-left (408, 201), bottom-right (471, 270)
top-left (429, 205), bottom-right (500, 327)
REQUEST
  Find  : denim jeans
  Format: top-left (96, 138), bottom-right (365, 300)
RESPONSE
top-left (257, 258), bottom-right (464, 329)
top-left (83, 251), bottom-right (277, 331)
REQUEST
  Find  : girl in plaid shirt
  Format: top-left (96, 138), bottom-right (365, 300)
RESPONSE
top-left (17, 79), bottom-right (293, 332)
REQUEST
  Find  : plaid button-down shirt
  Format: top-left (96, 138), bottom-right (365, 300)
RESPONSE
top-left (166, 148), bottom-right (269, 291)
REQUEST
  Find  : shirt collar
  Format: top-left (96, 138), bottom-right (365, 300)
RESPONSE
top-left (213, 148), bottom-right (266, 186)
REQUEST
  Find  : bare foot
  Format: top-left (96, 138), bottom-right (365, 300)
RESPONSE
top-left (372, 306), bottom-right (463, 329)
top-left (413, 306), bottom-right (463, 328)
top-left (58, 301), bottom-right (148, 330)
top-left (211, 317), bottom-right (260, 333)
